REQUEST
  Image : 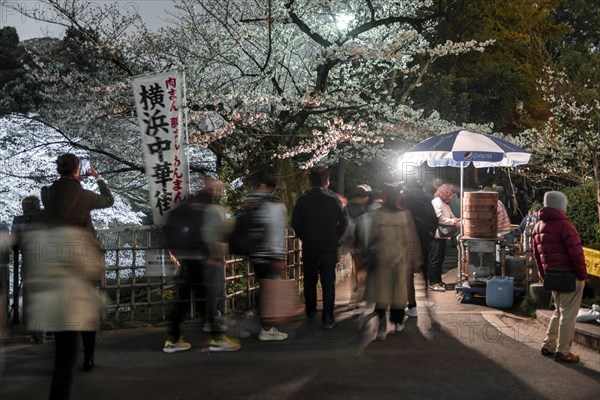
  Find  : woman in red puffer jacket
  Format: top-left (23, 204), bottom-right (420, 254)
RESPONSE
top-left (532, 191), bottom-right (587, 363)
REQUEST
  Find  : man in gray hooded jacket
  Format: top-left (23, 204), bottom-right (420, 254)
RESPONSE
top-left (246, 174), bottom-right (289, 341)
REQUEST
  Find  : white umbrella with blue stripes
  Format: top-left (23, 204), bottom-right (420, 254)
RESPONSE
top-left (399, 130), bottom-right (531, 168)
top-left (398, 130), bottom-right (531, 234)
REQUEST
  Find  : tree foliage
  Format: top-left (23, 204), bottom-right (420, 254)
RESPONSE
top-left (0, 115), bottom-right (144, 225)
top-left (0, 27), bottom-right (41, 115)
top-left (130, 0), bottom-right (497, 203)
top-left (0, 0), bottom-right (598, 226)
top-left (2, 0), bottom-right (497, 210)
top-left (412, 0), bottom-right (569, 134)
top-left (517, 0), bottom-right (600, 223)
top-left (564, 183), bottom-right (600, 246)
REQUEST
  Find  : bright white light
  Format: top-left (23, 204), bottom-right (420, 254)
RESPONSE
top-left (336, 14), bottom-right (354, 31)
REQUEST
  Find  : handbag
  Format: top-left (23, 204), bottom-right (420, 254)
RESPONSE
top-left (259, 279), bottom-right (304, 325)
top-left (543, 269), bottom-right (577, 292)
top-left (438, 225), bottom-right (457, 238)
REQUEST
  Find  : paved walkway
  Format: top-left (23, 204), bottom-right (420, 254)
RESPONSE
top-left (1, 266), bottom-right (599, 400)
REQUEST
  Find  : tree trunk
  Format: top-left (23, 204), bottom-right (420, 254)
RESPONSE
top-left (338, 159), bottom-right (346, 196)
top-left (274, 158), bottom-right (306, 223)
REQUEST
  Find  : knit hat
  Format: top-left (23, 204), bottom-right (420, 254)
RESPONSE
top-left (543, 191), bottom-right (568, 212)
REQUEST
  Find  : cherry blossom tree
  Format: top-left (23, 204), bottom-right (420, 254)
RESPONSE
top-left (155, 0), bottom-right (494, 173)
top-left (518, 66), bottom-right (600, 224)
top-left (0, 115), bottom-right (144, 226)
top-left (4, 0), bottom-right (497, 211)
top-left (105, 0), bottom-right (497, 207)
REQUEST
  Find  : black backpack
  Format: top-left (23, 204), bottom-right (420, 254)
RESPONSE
top-left (164, 195), bottom-right (209, 259)
top-left (229, 204), bottom-right (264, 257)
top-left (229, 194), bottom-right (278, 257)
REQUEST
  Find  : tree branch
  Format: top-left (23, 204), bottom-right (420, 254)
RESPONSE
top-left (284, 0), bottom-right (333, 48)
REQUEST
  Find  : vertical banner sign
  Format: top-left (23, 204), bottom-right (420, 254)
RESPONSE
top-left (132, 69), bottom-right (189, 276)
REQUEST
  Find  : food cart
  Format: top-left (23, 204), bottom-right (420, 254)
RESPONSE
top-left (398, 130), bottom-right (532, 306)
top-left (454, 191), bottom-right (534, 304)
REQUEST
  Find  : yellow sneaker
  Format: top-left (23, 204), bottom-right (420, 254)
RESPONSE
top-left (207, 335), bottom-right (241, 352)
top-left (163, 337), bottom-right (191, 353)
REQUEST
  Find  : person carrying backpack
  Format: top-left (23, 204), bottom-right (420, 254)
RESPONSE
top-left (163, 176), bottom-right (238, 353)
top-left (242, 174), bottom-right (289, 341)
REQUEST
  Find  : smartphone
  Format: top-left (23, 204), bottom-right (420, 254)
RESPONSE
top-left (80, 157), bottom-right (91, 176)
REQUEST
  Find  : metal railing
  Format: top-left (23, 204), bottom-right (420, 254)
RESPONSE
top-left (4, 225), bottom-right (356, 330)
top-left (95, 225), bottom-right (304, 324)
top-left (1, 225), bottom-right (303, 328)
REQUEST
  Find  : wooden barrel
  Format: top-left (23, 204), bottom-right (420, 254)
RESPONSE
top-left (462, 191), bottom-right (498, 238)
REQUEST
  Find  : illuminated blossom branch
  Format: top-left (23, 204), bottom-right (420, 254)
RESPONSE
top-left (275, 117), bottom-right (384, 169)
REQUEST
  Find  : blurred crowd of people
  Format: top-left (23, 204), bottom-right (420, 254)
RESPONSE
top-left (2, 160), bottom-right (589, 400)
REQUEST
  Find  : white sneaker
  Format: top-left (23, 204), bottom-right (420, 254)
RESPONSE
top-left (258, 327), bottom-right (288, 341)
top-left (395, 323), bottom-right (404, 332)
top-left (429, 283), bottom-right (446, 292)
top-left (405, 307), bottom-right (418, 317)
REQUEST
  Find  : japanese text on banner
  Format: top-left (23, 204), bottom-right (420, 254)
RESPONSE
top-left (132, 70), bottom-right (189, 225)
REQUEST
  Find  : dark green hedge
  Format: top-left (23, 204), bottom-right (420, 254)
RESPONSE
top-left (564, 184), bottom-right (600, 247)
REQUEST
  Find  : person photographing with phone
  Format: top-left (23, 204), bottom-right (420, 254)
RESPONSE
top-left (79, 157), bottom-right (91, 177)
top-left (22, 153), bottom-right (114, 400)
top-left (42, 154), bottom-right (112, 234)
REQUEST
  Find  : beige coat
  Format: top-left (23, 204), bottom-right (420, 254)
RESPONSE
top-left (22, 226), bottom-right (104, 332)
top-left (365, 207), bottom-right (422, 308)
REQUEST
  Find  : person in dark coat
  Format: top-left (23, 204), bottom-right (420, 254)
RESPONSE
top-left (40, 153), bottom-right (113, 399)
top-left (401, 179), bottom-right (437, 316)
top-left (11, 196), bottom-right (43, 234)
top-left (42, 154), bottom-right (114, 235)
top-left (164, 176), bottom-right (237, 353)
top-left (291, 166), bottom-right (347, 329)
top-left (340, 185), bottom-right (371, 305)
top-left (533, 191), bottom-right (587, 363)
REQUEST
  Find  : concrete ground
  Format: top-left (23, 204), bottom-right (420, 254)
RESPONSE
top-left (1, 266), bottom-right (599, 400)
